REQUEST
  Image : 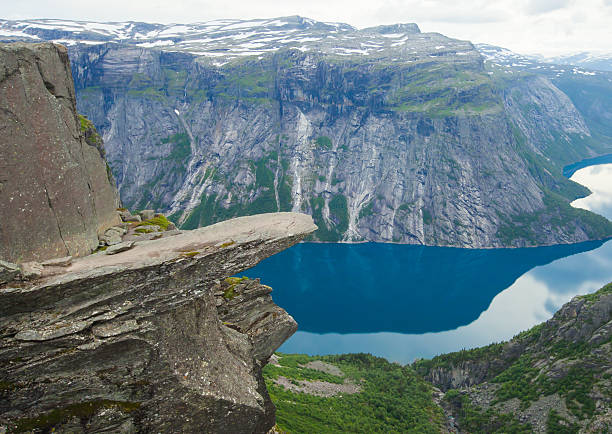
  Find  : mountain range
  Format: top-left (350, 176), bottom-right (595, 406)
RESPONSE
top-left (2, 16), bottom-right (611, 247)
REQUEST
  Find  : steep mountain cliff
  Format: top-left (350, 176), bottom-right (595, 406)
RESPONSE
top-left (0, 42), bottom-right (121, 262)
top-left (3, 18), bottom-right (611, 247)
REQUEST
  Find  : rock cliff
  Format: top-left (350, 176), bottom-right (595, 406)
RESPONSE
top-left (415, 283), bottom-right (612, 432)
top-left (2, 18), bottom-right (611, 247)
top-left (0, 42), bottom-right (121, 263)
top-left (0, 212), bottom-right (317, 433)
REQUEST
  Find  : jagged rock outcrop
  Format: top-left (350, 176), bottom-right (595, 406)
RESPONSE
top-left (0, 212), bottom-right (317, 433)
top-left (0, 42), bottom-right (121, 263)
top-left (415, 283), bottom-right (612, 432)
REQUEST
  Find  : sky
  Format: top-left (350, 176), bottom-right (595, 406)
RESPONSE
top-left (4, 0), bottom-right (612, 56)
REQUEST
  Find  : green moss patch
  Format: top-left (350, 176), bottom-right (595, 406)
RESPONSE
top-left (13, 400), bottom-right (140, 433)
top-left (138, 215), bottom-right (171, 230)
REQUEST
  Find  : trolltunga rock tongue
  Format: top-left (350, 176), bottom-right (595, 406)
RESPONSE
top-left (0, 212), bottom-right (316, 433)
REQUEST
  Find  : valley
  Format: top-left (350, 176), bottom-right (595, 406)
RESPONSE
top-left (1, 15), bottom-right (612, 433)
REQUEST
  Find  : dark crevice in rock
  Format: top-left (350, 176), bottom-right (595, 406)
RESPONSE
top-left (42, 185), bottom-right (70, 257)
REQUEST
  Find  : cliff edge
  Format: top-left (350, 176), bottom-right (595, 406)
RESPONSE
top-left (0, 212), bottom-right (317, 433)
top-left (0, 42), bottom-right (121, 263)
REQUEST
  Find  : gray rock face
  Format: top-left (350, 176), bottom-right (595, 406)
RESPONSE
top-left (0, 42), bottom-right (121, 263)
top-left (0, 261), bottom-right (20, 284)
top-left (215, 277), bottom-right (298, 362)
top-left (3, 19), bottom-right (611, 247)
top-left (0, 212), bottom-right (316, 433)
top-left (59, 21), bottom-right (611, 247)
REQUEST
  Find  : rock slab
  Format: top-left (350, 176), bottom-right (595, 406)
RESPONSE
top-left (0, 212), bottom-right (316, 433)
top-left (0, 42), bottom-right (121, 263)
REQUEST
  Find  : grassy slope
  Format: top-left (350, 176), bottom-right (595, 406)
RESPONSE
top-left (264, 353), bottom-right (445, 433)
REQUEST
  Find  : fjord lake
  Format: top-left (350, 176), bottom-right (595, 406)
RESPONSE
top-left (244, 160), bottom-right (612, 363)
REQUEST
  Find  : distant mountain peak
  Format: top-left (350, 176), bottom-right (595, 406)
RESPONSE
top-left (363, 23), bottom-right (420, 34)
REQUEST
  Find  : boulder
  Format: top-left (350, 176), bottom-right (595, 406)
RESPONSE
top-left (105, 241), bottom-right (135, 255)
top-left (139, 210), bottom-right (155, 220)
top-left (0, 260), bottom-right (20, 284)
top-left (19, 261), bottom-right (43, 280)
top-left (99, 227), bottom-right (125, 246)
top-left (122, 214), bottom-right (142, 223)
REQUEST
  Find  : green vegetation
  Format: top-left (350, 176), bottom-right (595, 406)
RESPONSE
top-left (127, 87), bottom-right (166, 100)
top-left (180, 251), bottom-right (199, 258)
top-left (223, 286), bottom-right (237, 300)
top-left (161, 133), bottom-right (191, 165)
top-left (509, 124), bottom-right (590, 201)
top-left (78, 114), bottom-right (94, 133)
top-left (138, 214), bottom-right (171, 230)
top-left (135, 226), bottom-right (156, 234)
top-left (13, 400), bottom-right (140, 433)
top-left (315, 136), bottom-right (333, 150)
top-left (546, 410), bottom-right (580, 434)
top-left (577, 282), bottom-right (612, 303)
top-left (414, 341), bottom-right (506, 376)
top-left (384, 64), bottom-right (502, 117)
top-left (78, 114), bottom-right (104, 155)
top-left (444, 392), bottom-right (532, 433)
top-left (415, 280), bottom-right (612, 432)
top-left (163, 68), bottom-right (187, 95)
top-left (213, 66), bottom-right (273, 103)
top-left (422, 208), bottom-right (433, 225)
top-left (496, 190), bottom-right (612, 245)
top-left (309, 194), bottom-right (350, 241)
top-left (359, 201), bottom-right (374, 218)
top-left (329, 195), bottom-right (349, 234)
top-left (278, 171), bottom-right (293, 212)
top-left (222, 276), bottom-right (248, 300)
top-left (264, 353), bottom-right (445, 433)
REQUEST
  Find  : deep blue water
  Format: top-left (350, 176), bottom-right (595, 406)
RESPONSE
top-left (245, 241), bottom-right (605, 335)
top-left (243, 159), bottom-right (612, 363)
top-left (563, 153), bottom-right (612, 177)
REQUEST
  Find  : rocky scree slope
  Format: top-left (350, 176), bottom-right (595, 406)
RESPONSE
top-left (0, 42), bottom-right (121, 263)
top-left (4, 18), bottom-right (612, 247)
top-left (415, 282), bottom-right (612, 433)
top-left (0, 212), bottom-right (317, 433)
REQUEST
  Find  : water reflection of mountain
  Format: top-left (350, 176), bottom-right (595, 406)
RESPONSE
top-left (244, 240), bottom-right (606, 334)
top-left (563, 153), bottom-right (612, 177)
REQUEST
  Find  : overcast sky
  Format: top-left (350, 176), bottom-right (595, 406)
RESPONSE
top-left (4, 0), bottom-right (612, 56)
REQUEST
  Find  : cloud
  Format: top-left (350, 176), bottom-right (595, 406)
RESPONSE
top-left (368, 0), bottom-right (507, 25)
top-left (524, 0), bottom-right (572, 14)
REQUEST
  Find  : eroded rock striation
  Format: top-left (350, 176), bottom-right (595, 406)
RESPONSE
top-left (0, 42), bottom-right (121, 263)
top-left (0, 212), bottom-right (317, 433)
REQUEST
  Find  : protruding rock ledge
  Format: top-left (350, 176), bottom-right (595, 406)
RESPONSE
top-left (0, 212), bottom-right (316, 434)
